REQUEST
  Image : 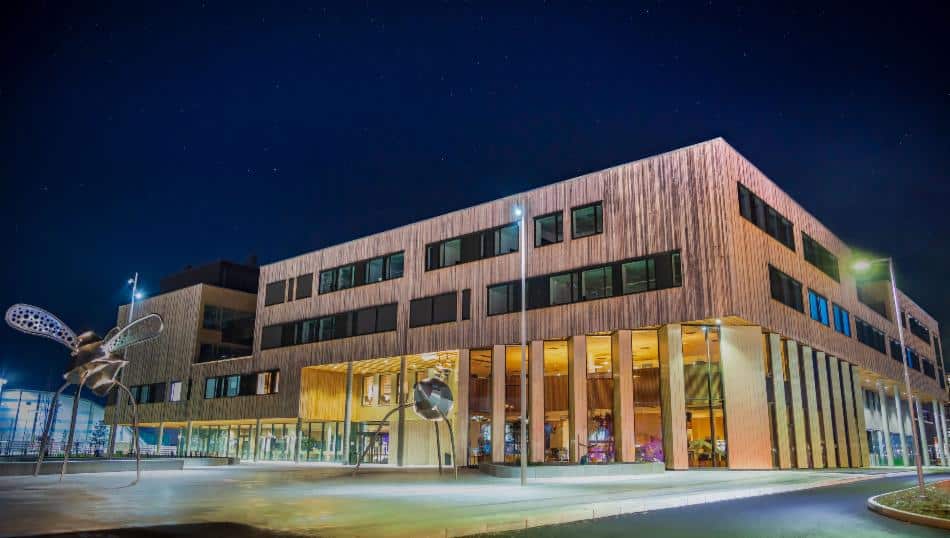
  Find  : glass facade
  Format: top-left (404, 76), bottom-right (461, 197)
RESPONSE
top-left (543, 341), bottom-right (570, 462)
top-left (468, 349), bottom-right (492, 465)
top-left (586, 335), bottom-right (614, 463)
top-left (682, 326), bottom-right (727, 467)
top-left (504, 346), bottom-right (527, 464)
top-left (632, 330), bottom-right (663, 463)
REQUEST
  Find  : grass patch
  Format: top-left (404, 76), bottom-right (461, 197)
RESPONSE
top-left (876, 480), bottom-right (950, 520)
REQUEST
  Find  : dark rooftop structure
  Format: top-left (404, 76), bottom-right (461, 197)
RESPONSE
top-left (159, 258), bottom-right (259, 295)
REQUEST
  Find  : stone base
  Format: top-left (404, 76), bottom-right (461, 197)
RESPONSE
top-left (0, 457), bottom-right (235, 476)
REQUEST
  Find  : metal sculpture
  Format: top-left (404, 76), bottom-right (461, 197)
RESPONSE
top-left (4, 304), bottom-right (164, 485)
top-left (353, 376), bottom-right (457, 478)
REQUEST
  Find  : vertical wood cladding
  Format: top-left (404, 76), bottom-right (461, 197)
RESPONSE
top-left (112, 138), bottom-right (943, 429)
top-left (768, 333), bottom-right (792, 469)
top-left (720, 326), bottom-right (772, 469)
top-left (784, 340), bottom-right (809, 469)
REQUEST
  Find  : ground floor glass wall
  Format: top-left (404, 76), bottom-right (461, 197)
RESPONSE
top-left (682, 326), bottom-right (727, 468)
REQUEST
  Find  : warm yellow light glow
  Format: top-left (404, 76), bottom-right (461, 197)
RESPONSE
top-left (852, 259), bottom-right (872, 272)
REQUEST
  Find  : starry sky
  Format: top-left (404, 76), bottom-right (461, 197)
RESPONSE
top-left (2, 2), bottom-right (948, 390)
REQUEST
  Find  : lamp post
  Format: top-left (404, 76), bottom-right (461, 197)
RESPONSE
top-left (514, 203), bottom-right (528, 486)
top-left (853, 257), bottom-right (925, 496)
top-left (107, 273), bottom-right (140, 458)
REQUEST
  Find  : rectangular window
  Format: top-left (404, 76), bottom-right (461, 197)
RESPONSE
top-left (768, 265), bottom-right (803, 312)
top-left (855, 318), bottom-right (886, 354)
top-left (621, 258), bottom-right (656, 294)
top-left (487, 282), bottom-right (520, 316)
top-left (432, 292), bottom-right (457, 324)
top-left (807, 289), bottom-right (830, 326)
top-left (264, 280), bottom-right (286, 306)
top-left (905, 347), bottom-right (920, 370)
top-left (802, 233), bottom-right (839, 281)
top-left (336, 265), bottom-right (355, 290)
top-left (461, 289), bottom-right (471, 320)
top-left (202, 305), bottom-right (221, 329)
top-left (204, 378), bottom-right (217, 399)
top-left (580, 266), bottom-right (613, 300)
top-left (366, 258), bottom-right (385, 283)
top-left (292, 273), bottom-right (311, 300)
top-left (832, 303), bottom-right (851, 337)
top-left (225, 375), bottom-right (240, 397)
top-left (494, 224), bottom-right (519, 255)
top-left (488, 250), bottom-right (681, 314)
top-left (387, 252), bottom-right (404, 279)
top-left (409, 297), bottom-right (433, 327)
top-left (549, 273), bottom-right (574, 305)
top-left (922, 359), bottom-right (935, 378)
top-left (260, 303), bottom-right (397, 349)
top-left (534, 212), bottom-right (563, 247)
top-left (738, 184), bottom-right (795, 251)
top-left (318, 270), bottom-right (335, 294)
top-left (426, 223), bottom-right (519, 271)
top-left (908, 315), bottom-right (931, 342)
top-left (257, 371), bottom-right (279, 395)
top-left (890, 339), bottom-right (903, 362)
top-left (169, 381), bottom-right (182, 402)
top-left (571, 201), bottom-right (603, 238)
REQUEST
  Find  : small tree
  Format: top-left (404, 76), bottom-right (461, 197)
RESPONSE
top-left (90, 420), bottom-right (110, 454)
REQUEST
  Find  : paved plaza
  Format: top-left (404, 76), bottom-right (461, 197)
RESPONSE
top-left (0, 463), bottom-right (939, 537)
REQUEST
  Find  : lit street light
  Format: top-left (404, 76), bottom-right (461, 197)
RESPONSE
top-left (515, 203), bottom-right (527, 486)
top-left (852, 256), bottom-right (925, 496)
top-left (107, 272), bottom-right (142, 458)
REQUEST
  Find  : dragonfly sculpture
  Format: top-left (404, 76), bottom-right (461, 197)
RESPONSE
top-left (5, 304), bottom-right (164, 485)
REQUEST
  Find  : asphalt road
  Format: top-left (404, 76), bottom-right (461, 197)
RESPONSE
top-left (491, 472), bottom-right (950, 538)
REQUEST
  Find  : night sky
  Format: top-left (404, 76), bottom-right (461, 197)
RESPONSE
top-left (2, 2), bottom-right (948, 390)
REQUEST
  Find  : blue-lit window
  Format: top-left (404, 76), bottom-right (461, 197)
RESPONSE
top-left (808, 290), bottom-right (829, 326)
top-left (832, 303), bottom-right (851, 337)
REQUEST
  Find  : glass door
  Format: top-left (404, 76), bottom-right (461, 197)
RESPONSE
top-left (683, 326), bottom-right (727, 468)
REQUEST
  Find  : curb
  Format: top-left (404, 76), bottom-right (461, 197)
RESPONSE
top-left (867, 483), bottom-right (950, 531)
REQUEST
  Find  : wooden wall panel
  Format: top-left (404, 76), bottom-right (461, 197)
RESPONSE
top-left (785, 340), bottom-right (809, 469)
top-left (768, 333), bottom-right (791, 468)
top-left (611, 330), bottom-right (635, 463)
top-left (840, 360), bottom-right (861, 467)
top-left (455, 348), bottom-right (470, 467)
top-left (801, 347), bottom-right (824, 468)
top-left (815, 351), bottom-right (836, 468)
top-left (659, 324), bottom-right (687, 470)
top-left (827, 356), bottom-right (849, 467)
top-left (851, 367), bottom-right (871, 466)
top-left (721, 326), bottom-right (772, 469)
top-left (567, 336), bottom-right (587, 462)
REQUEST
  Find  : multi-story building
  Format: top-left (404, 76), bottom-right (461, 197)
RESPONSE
top-left (106, 138), bottom-right (949, 470)
top-left (106, 259), bottom-right (258, 456)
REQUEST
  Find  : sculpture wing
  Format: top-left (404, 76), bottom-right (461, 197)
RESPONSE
top-left (4, 304), bottom-right (78, 350)
top-left (102, 313), bottom-right (164, 354)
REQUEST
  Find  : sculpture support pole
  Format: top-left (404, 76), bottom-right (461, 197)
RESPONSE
top-left (352, 403), bottom-right (412, 477)
top-left (34, 381), bottom-right (70, 476)
top-left (434, 421), bottom-right (442, 475)
top-left (60, 379), bottom-right (86, 480)
top-left (116, 382), bottom-right (142, 485)
top-left (437, 408), bottom-right (458, 480)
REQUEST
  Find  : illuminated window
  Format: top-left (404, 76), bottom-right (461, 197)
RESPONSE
top-left (169, 381), bottom-right (182, 402)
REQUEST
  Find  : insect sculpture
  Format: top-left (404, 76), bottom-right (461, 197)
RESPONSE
top-left (5, 304), bottom-right (164, 485)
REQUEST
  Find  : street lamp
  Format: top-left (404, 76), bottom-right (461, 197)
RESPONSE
top-left (514, 203), bottom-right (527, 486)
top-left (852, 256), bottom-right (925, 496)
top-left (108, 273), bottom-right (141, 458)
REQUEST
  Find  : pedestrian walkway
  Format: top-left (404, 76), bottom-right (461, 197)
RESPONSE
top-left (0, 463), bottom-right (943, 537)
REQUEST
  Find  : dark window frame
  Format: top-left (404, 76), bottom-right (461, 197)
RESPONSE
top-left (260, 303), bottom-right (398, 350)
top-left (768, 265), bottom-right (804, 313)
top-left (802, 233), bottom-right (840, 282)
top-left (425, 222), bottom-right (520, 271)
top-left (318, 251), bottom-right (405, 295)
top-left (533, 211), bottom-right (564, 247)
top-left (570, 201), bottom-right (604, 239)
top-left (738, 184), bottom-right (795, 251)
top-left (807, 289), bottom-right (830, 326)
top-left (486, 250), bottom-right (681, 316)
top-left (264, 280), bottom-right (286, 306)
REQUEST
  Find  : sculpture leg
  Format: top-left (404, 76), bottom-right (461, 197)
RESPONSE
top-left (352, 403), bottom-right (411, 477)
top-left (34, 381), bottom-right (70, 477)
top-left (437, 409), bottom-right (458, 480)
top-left (60, 380), bottom-right (86, 481)
top-left (434, 421), bottom-right (442, 475)
top-left (116, 382), bottom-right (141, 485)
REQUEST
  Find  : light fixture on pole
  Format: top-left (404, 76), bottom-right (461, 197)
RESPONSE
top-left (853, 257), bottom-right (925, 496)
top-left (107, 272), bottom-right (141, 459)
top-left (514, 203), bottom-right (528, 486)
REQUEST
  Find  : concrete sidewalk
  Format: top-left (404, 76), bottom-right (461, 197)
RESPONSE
top-left (0, 463), bottom-right (941, 537)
